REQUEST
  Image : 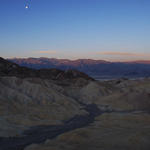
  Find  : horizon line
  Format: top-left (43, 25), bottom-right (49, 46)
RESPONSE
top-left (5, 57), bottom-right (150, 63)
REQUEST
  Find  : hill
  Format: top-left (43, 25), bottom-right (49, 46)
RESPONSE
top-left (0, 57), bottom-right (94, 81)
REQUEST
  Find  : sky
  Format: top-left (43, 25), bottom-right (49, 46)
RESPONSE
top-left (0, 0), bottom-right (150, 61)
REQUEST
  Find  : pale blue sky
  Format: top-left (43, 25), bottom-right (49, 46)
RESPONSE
top-left (0, 0), bottom-right (150, 60)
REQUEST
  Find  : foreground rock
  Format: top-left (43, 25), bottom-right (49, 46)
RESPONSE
top-left (0, 76), bottom-right (88, 137)
top-left (25, 112), bottom-right (150, 150)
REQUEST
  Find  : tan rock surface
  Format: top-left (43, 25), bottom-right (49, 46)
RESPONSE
top-left (0, 77), bottom-right (87, 137)
top-left (25, 113), bottom-right (150, 150)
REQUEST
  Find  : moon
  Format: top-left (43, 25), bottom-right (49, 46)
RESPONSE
top-left (25, 5), bottom-right (29, 9)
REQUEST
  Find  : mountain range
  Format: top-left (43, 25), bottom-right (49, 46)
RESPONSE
top-left (0, 57), bottom-right (93, 81)
top-left (8, 58), bottom-right (150, 79)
